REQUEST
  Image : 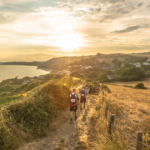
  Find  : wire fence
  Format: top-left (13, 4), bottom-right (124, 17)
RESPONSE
top-left (102, 93), bottom-right (150, 150)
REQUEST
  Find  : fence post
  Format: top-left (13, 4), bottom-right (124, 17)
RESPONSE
top-left (136, 132), bottom-right (142, 150)
top-left (105, 106), bottom-right (107, 119)
top-left (108, 114), bottom-right (115, 135)
top-left (103, 96), bottom-right (104, 102)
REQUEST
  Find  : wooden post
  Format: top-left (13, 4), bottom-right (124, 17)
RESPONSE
top-left (105, 106), bottom-right (107, 119)
top-left (136, 132), bottom-right (142, 150)
top-left (108, 114), bottom-right (115, 135)
top-left (103, 96), bottom-right (104, 102)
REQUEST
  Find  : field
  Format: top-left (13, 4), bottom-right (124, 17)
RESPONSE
top-left (96, 56), bottom-right (126, 64)
top-left (0, 73), bottom-right (150, 150)
top-left (87, 81), bottom-right (150, 150)
top-left (131, 53), bottom-right (150, 58)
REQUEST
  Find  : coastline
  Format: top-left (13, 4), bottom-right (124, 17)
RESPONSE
top-left (0, 65), bottom-right (51, 83)
top-left (37, 66), bottom-right (53, 73)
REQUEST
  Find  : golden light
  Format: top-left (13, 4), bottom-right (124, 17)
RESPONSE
top-left (57, 33), bottom-right (82, 51)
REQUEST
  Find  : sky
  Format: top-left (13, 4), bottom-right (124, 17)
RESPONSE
top-left (0, 0), bottom-right (150, 61)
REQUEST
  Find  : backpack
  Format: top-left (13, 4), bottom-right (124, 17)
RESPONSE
top-left (70, 93), bottom-right (77, 105)
top-left (81, 90), bottom-right (85, 99)
top-left (86, 84), bottom-right (89, 87)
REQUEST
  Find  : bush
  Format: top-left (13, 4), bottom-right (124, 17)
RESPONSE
top-left (86, 78), bottom-right (92, 82)
top-left (54, 74), bottom-right (65, 79)
top-left (99, 73), bottom-right (108, 81)
top-left (70, 71), bottom-right (80, 76)
top-left (135, 83), bottom-right (147, 89)
top-left (44, 74), bottom-right (54, 80)
top-left (87, 71), bottom-right (98, 78)
top-left (26, 81), bottom-right (39, 91)
top-left (101, 84), bottom-right (111, 93)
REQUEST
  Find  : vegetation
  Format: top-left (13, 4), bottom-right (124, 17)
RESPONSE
top-left (99, 73), bottom-right (108, 82)
top-left (119, 67), bottom-right (146, 81)
top-left (86, 83), bottom-right (150, 150)
top-left (87, 71), bottom-right (98, 78)
top-left (0, 82), bottom-right (71, 150)
top-left (1, 52), bottom-right (150, 149)
top-left (70, 71), bottom-right (83, 78)
top-left (38, 56), bottom-right (86, 70)
top-left (135, 83), bottom-right (147, 89)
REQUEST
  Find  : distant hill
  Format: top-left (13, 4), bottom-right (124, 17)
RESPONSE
top-left (38, 56), bottom-right (89, 70)
top-left (1, 52), bottom-right (149, 71)
top-left (2, 61), bottom-right (43, 66)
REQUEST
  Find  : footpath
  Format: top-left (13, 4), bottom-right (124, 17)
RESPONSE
top-left (18, 94), bottom-right (99, 150)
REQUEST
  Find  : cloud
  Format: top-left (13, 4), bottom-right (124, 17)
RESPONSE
top-left (147, 4), bottom-right (150, 8)
top-left (137, 2), bottom-right (143, 7)
top-left (99, 7), bottom-right (130, 22)
top-left (0, 0), bottom-right (150, 61)
top-left (112, 26), bottom-right (140, 33)
top-left (0, 13), bottom-right (15, 24)
top-left (0, 0), bottom-right (36, 6)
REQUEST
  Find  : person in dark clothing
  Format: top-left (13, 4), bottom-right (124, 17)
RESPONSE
top-left (69, 89), bottom-right (79, 124)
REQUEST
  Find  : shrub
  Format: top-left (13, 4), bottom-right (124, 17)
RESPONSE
top-left (70, 71), bottom-right (80, 76)
top-left (87, 71), bottom-right (98, 78)
top-left (44, 74), bottom-right (54, 80)
top-left (86, 78), bottom-right (92, 82)
top-left (99, 73), bottom-right (108, 81)
top-left (101, 84), bottom-right (111, 93)
top-left (54, 74), bottom-right (65, 79)
top-left (26, 81), bottom-right (39, 91)
top-left (135, 83), bottom-right (147, 89)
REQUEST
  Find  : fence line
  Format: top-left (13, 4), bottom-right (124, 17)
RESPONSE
top-left (102, 95), bottom-right (150, 150)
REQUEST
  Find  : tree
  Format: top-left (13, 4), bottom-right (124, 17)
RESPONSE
top-left (87, 71), bottom-right (98, 78)
top-left (116, 61), bottom-right (122, 67)
top-left (99, 73), bottom-right (108, 81)
top-left (112, 58), bottom-right (118, 65)
top-left (79, 58), bottom-right (95, 66)
top-left (124, 63), bottom-right (134, 68)
top-left (120, 67), bottom-right (145, 80)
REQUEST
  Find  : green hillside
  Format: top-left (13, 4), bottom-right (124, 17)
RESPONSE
top-left (38, 56), bottom-right (89, 70)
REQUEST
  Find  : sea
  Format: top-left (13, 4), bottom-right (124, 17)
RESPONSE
top-left (0, 65), bottom-right (50, 82)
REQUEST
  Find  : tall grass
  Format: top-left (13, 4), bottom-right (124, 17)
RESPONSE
top-left (88, 84), bottom-right (150, 150)
top-left (0, 82), bottom-right (71, 150)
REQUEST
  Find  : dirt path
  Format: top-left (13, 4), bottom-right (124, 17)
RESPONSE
top-left (18, 94), bottom-right (99, 150)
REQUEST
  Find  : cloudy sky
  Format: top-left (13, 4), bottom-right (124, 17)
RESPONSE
top-left (0, 0), bottom-right (150, 61)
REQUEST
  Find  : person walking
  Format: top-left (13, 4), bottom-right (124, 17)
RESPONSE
top-left (103, 88), bottom-right (105, 95)
top-left (85, 82), bottom-right (90, 94)
top-left (96, 83), bottom-right (100, 94)
top-left (80, 86), bottom-right (87, 111)
top-left (69, 88), bottom-right (79, 124)
top-left (98, 83), bottom-right (100, 91)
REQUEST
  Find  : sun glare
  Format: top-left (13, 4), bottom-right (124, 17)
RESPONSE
top-left (57, 33), bottom-right (82, 51)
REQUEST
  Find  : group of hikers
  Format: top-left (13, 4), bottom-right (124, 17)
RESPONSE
top-left (69, 82), bottom-right (104, 124)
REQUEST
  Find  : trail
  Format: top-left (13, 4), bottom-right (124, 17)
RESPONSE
top-left (18, 94), bottom-right (99, 150)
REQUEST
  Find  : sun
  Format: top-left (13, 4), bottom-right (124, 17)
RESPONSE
top-left (57, 33), bottom-right (82, 51)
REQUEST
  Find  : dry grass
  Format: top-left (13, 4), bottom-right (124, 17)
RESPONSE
top-left (87, 82), bottom-right (150, 150)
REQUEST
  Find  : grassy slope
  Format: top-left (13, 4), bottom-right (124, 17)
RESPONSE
top-left (38, 56), bottom-right (88, 70)
top-left (0, 80), bottom-right (46, 105)
top-left (37, 53), bottom-right (142, 71)
top-left (131, 52), bottom-right (150, 58)
top-left (87, 82), bottom-right (150, 150)
top-left (0, 76), bottom-right (88, 150)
